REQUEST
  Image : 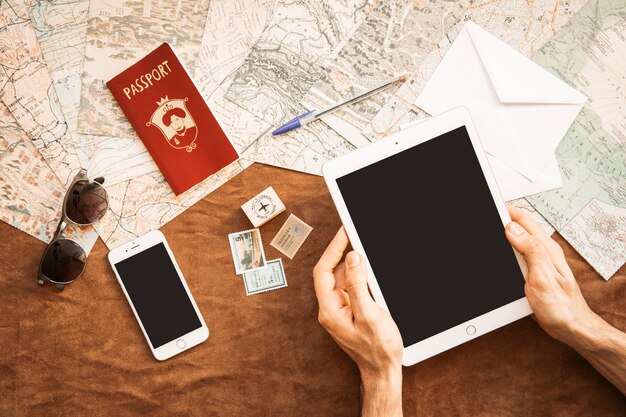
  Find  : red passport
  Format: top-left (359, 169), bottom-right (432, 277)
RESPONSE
top-left (107, 43), bottom-right (239, 195)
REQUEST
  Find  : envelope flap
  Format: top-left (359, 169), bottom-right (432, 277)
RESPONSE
top-left (466, 21), bottom-right (586, 104)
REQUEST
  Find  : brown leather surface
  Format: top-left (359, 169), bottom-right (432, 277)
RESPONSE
top-left (1, 163), bottom-right (624, 416)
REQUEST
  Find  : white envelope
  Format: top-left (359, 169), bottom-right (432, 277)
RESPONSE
top-left (415, 21), bottom-right (586, 196)
top-left (487, 154), bottom-right (562, 201)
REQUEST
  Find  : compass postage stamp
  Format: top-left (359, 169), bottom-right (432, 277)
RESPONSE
top-left (270, 214), bottom-right (313, 259)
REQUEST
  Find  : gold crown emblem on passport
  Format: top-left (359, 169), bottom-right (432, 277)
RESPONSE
top-left (156, 96), bottom-right (170, 107)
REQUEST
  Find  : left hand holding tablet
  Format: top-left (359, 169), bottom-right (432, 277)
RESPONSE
top-left (313, 227), bottom-right (403, 417)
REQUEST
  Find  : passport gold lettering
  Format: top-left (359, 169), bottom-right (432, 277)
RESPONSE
top-left (122, 60), bottom-right (172, 100)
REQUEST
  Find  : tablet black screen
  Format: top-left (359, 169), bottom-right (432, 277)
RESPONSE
top-left (336, 126), bottom-right (525, 348)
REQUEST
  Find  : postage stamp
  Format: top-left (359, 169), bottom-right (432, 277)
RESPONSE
top-left (228, 228), bottom-right (267, 275)
top-left (270, 214), bottom-right (313, 259)
top-left (242, 259), bottom-right (287, 296)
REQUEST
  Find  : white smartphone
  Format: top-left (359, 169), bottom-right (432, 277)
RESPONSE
top-left (108, 230), bottom-right (209, 360)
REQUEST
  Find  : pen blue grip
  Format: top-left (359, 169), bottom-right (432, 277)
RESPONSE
top-left (272, 110), bottom-right (316, 136)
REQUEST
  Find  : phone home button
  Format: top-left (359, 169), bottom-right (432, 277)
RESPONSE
top-left (466, 325), bottom-right (476, 336)
top-left (176, 339), bottom-right (186, 349)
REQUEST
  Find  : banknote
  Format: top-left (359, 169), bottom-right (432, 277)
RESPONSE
top-left (242, 259), bottom-right (287, 296)
top-left (228, 228), bottom-right (266, 274)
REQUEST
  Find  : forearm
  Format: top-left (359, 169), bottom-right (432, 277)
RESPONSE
top-left (567, 312), bottom-right (626, 395)
top-left (360, 367), bottom-right (403, 417)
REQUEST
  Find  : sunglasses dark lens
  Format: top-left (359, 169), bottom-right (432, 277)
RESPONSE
top-left (65, 180), bottom-right (108, 225)
top-left (41, 239), bottom-right (87, 283)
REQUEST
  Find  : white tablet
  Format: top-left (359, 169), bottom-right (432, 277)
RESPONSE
top-left (323, 107), bottom-right (531, 366)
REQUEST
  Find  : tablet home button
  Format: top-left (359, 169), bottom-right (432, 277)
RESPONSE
top-left (466, 325), bottom-right (476, 336)
top-left (176, 339), bottom-right (186, 349)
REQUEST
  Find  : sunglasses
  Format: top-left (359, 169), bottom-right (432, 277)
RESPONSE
top-left (38, 169), bottom-right (109, 290)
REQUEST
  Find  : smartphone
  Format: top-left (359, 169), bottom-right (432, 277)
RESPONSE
top-left (108, 230), bottom-right (209, 360)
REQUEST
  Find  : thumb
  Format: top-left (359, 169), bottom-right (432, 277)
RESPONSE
top-left (505, 221), bottom-right (554, 284)
top-left (344, 251), bottom-right (376, 319)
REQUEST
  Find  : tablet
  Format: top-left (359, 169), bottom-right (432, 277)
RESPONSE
top-left (323, 107), bottom-right (531, 366)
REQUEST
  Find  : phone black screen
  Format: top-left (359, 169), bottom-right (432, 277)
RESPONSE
top-left (336, 126), bottom-right (525, 348)
top-left (114, 243), bottom-right (202, 348)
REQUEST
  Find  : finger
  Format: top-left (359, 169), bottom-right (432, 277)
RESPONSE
top-left (334, 263), bottom-right (346, 289)
top-left (333, 264), bottom-right (351, 306)
top-left (508, 207), bottom-right (573, 280)
top-left (508, 206), bottom-right (548, 238)
top-left (505, 221), bottom-right (558, 290)
top-left (315, 227), bottom-right (349, 277)
top-left (315, 286), bottom-right (351, 332)
top-left (343, 251), bottom-right (377, 321)
top-left (338, 288), bottom-right (350, 307)
top-left (508, 206), bottom-right (561, 257)
top-left (313, 227), bottom-right (350, 310)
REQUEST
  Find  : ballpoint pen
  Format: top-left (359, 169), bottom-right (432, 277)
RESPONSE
top-left (272, 74), bottom-right (408, 136)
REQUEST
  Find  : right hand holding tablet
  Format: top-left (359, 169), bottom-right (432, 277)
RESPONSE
top-left (505, 206), bottom-right (626, 396)
top-left (504, 206), bottom-right (596, 345)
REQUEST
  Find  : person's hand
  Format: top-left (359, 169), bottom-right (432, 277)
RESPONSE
top-left (505, 206), bottom-right (626, 395)
top-left (504, 206), bottom-right (597, 344)
top-left (313, 227), bottom-right (403, 387)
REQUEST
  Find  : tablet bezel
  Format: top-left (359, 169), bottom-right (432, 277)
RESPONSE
top-left (322, 106), bottom-right (531, 366)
